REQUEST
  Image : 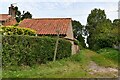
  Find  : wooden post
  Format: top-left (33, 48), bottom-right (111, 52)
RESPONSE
top-left (53, 30), bottom-right (60, 61)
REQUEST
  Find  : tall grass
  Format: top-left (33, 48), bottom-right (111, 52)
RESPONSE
top-left (97, 48), bottom-right (119, 63)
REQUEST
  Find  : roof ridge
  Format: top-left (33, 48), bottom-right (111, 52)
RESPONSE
top-left (32, 18), bottom-right (72, 20)
top-left (0, 14), bottom-right (9, 15)
top-left (19, 17), bottom-right (71, 35)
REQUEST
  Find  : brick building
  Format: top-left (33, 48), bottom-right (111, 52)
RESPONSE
top-left (0, 4), bottom-right (17, 26)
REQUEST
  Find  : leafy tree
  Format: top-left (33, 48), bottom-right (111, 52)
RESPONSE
top-left (87, 8), bottom-right (106, 35)
top-left (86, 8), bottom-right (114, 50)
top-left (21, 11), bottom-right (32, 20)
top-left (14, 6), bottom-right (32, 22)
top-left (77, 35), bottom-right (86, 48)
top-left (72, 20), bottom-right (86, 48)
top-left (113, 19), bottom-right (120, 27)
top-left (72, 20), bottom-right (83, 38)
top-left (112, 19), bottom-right (120, 49)
top-left (92, 19), bottom-right (113, 50)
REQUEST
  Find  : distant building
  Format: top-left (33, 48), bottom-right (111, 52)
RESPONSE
top-left (119, 0), bottom-right (120, 19)
top-left (0, 4), bottom-right (17, 26)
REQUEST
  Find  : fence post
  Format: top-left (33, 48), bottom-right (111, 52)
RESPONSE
top-left (53, 30), bottom-right (60, 61)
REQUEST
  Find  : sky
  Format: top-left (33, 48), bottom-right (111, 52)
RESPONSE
top-left (0, 0), bottom-right (119, 25)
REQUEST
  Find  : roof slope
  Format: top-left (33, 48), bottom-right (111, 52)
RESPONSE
top-left (19, 18), bottom-right (72, 35)
top-left (0, 14), bottom-right (11, 21)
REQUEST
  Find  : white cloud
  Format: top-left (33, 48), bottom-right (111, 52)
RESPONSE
top-left (1, 0), bottom-right (119, 2)
top-left (0, 1), bottom-right (118, 25)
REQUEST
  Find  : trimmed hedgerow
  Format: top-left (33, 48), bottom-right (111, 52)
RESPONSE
top-left (1, 26), bottom-right (36, 36)
top-left (2, 35), bottom-right (71, 66)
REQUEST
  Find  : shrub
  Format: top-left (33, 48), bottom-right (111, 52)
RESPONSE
top-left (97, 48), bottom-right (119, 63)
top-left (70, 53), bottom-right (84, 62)
top-left (1, 26), bottom-right (36, 36)
top-left (74, 39), bottom-right (84, 50)
top-left (2, 35), bottom-right (71, 67)
top-left (74, 39), bottom-right (79, 45)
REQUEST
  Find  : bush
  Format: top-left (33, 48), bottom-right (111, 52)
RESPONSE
top-left (97, 48), bottom-right (119, 63)
top-left (70, 53), bottom-right (84, 62)
top-left (74, 39), bottom-right (85, 50)
top-left (1, 26), bottom-right (36, 36)
top-left (2, 35), bottom-right (71, 67)
top-left (69, 50), bottom-right (89, 65)
top-left (88, 36), bottom-right (114, 51)
top-left (74, 39), bottom-right (79, 45)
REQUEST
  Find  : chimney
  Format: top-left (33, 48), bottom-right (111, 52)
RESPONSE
top-left (8, 4), bottom-right (16, 18)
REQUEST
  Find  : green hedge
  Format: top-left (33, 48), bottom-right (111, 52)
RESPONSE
top-left (2, 35), bottom-right (71, 66)
top-left (1, 26), bottom-right (36, 36)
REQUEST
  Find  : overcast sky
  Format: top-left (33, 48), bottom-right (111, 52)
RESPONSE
top-left (0, 0), bottom-right (119, 25)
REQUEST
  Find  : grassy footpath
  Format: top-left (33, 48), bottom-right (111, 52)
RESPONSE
top-left (2, 48), bottom-right (119, 78)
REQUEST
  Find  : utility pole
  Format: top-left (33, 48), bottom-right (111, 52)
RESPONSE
top-left (53, 29), bottom-right (60, 62)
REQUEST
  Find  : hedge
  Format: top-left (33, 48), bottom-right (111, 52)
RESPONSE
top-left (2, 35), bottom-right (71, 66)
top-left (1, 26), bottom-right (36, 36)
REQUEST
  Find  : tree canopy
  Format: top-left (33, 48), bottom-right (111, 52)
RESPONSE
top-left (72, 20), bottom-right (83, 38)
top-left (14, 6), bottom-right (32, 22)
top-left (86, 8), bottom-right (116, 50)
top-left (72, 20), bottom-right (86, 48)
top-left (87, 8), bottom-right (106, 35)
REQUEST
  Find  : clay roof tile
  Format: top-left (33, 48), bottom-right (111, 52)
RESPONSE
top-left (19, 18), bottom-right (72, 35)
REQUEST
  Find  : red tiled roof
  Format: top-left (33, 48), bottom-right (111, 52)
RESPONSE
top-left (19, 18), bottom-right (72, 35)
top-left (0, 14), bottom-right (11, 21)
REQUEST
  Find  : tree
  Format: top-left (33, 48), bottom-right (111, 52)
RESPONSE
top-left (86, 8), bottom-right (114, 50)
top-left (72, 20), bottom-right (86, 48)
top-left (113, 19), bottom-right (120, 27)
top-left (14, 6), bottom-right (32, 22)
top-left (87, 8), bottom-right (106, 35)
top-left (112, 19), bottom-right (120, 49)
top-left (72, 20), bottom-right (83, 38)
top-left (93, 19), bottom-right (113, 49)
top-left (21, 11), bottom-right (32, 20)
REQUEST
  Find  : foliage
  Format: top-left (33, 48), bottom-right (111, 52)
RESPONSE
top-left (3, 58), bottom-right (90, 78)
top-left (91, 55), bottom-right (117, 68)
top-left (97, 48), bottom-right (119, 63)
top-left (21, 11), bottom-right (32, 20)
top-left (90, 19), bottom-right (113, 50)
top-left (77, 35), bottom-right (86, 48)
top-left (112, 19), bottom-right (120, 47)
top-left (2, 35), bottom-right (72, 67)
top-left (86, 8), bottom-right (115, 50)
top-left (14, 6), bottom-right (32, 22)
top-left (113, 19), bottom-right (120, 27)
top-left (85, 48), bottom-right (118, 68)
top-left (3, 49), bottom-right (118, 78)
top-left (72, 20), bottom-right (86, 48)
top-left (72, 20), bottom-right (83, 38)
top-left (1, 26), bottom-right (36, 36)
top-left (87, 8), bottom-right (106, 34)
top-left (70, 52), bottom-right (86, 64)
top-left (74, 39), bottom-right (79, 45)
